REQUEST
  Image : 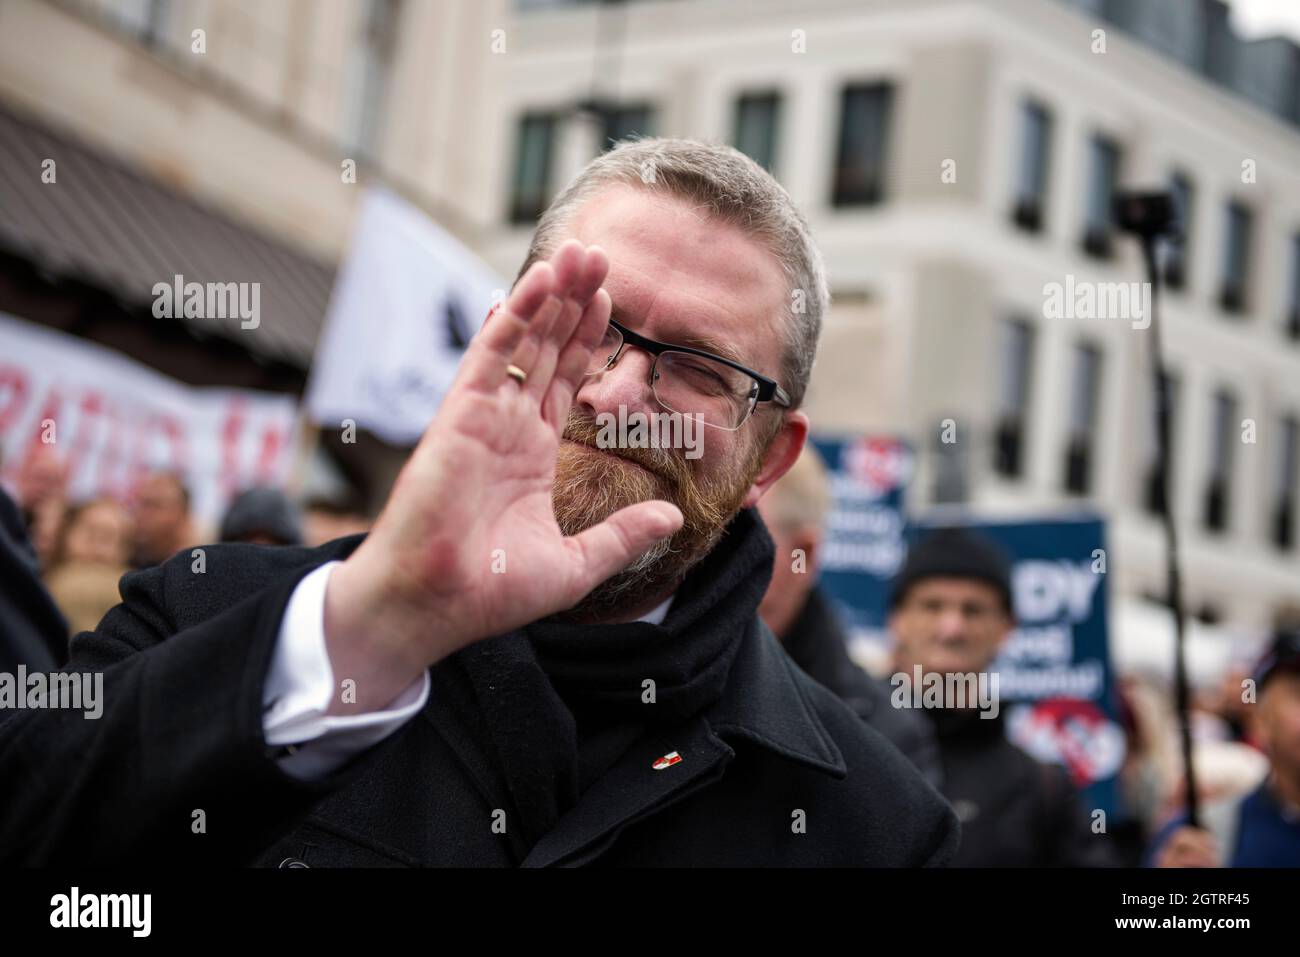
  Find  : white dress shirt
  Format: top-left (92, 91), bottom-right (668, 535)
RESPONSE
top-left (263, 561), bottom-right (674, 780)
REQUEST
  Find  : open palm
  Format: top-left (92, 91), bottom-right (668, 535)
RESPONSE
top-left (334, 240), bottom-right (683, 672)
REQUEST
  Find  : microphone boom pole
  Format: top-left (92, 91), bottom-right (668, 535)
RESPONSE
top-left (1116, 191), bottom-right (1199, 829)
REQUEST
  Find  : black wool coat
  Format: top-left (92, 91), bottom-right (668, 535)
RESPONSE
top-left (0, 487), bottom-right (65, 674)
top-left (0, 531), bottom-right (959, 867)
top-left (780, 586), bottom-right (943, 788)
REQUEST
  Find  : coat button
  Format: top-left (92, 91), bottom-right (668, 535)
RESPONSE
top-left (278, 857), bottom-right (310, 868)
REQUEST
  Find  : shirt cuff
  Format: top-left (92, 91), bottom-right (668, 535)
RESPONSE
top-left (263, 560), bottom-right (430, 780)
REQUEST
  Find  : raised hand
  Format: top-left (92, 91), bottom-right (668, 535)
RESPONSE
top-left (321, 240), bottom-right (684, 711)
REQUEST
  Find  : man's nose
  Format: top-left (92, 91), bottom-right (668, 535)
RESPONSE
top-left (934, 608), bottom-right (968, 641)
top-left (574, 347), bottom-right (660, 419)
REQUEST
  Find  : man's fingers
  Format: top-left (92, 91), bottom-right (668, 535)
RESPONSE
top-left (460, 261), bottom-right (555, 391)
top-left (460, 242), bottom-right (606, 397)
top-left (508, 245), bottom-right (579, 377)
top-left (1161, 827), bottom-right (1218, 867)
top-left (563, 500), bottom-right (683, 601)
top-left (548, 239), bottom-right (585, 292)
top-left (570, 244), bottom-right (609, 305)
top-left (509, 293), bottom-right (564, 380)
top-left (527, 244), bottom-right (609, 402)
top-left (543, 287), bottom-right (611, 430)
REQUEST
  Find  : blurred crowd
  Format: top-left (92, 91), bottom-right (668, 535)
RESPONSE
top-left (3, 441), bottom-right (1297, 868)
top-left (4, 446), bottom-right (371, 640)
top-left (757, 449), bottom-right (1300, 868)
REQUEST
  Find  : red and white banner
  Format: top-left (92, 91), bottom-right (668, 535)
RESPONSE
top-left (0, 313), bottom-right (299, 527)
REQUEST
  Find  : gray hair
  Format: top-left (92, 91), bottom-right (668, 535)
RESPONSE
top-left (517, 137), bottom-right (828, 411)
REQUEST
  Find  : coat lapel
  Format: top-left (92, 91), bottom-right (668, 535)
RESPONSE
top-left (703, 620), bottom-right (847, 778)
top-left (520, 715), bottom-right (733, 868)
top-left (420, 661), bottom-right (534, 861)
top-left (520, 620), bottom-right (847, 867)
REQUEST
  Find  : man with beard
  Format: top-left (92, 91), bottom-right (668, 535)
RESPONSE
top-left (0, 139), bottom-right (957, 866)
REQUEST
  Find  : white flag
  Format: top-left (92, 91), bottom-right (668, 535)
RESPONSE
top-left (306, 189), bottom-right (504, 444)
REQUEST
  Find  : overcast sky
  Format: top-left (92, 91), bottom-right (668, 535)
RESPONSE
top-left (1228, 0), bottom-right (1300, 42)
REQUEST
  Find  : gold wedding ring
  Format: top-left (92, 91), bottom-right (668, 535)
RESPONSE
top-left (505, 364), bottom-right (527, 385)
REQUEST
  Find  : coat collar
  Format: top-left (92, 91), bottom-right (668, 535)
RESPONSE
top-left (328, 529), bottom-right (847, 781)
top-left (702, 616), bottom-right (847, 778)
top-left (519, 617), bottom-right (846, 867)
top-left (326, 529), bottom-right (847, 864)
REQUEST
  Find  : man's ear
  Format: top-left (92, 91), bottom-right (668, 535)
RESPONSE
top-left (742, 411), bottom-right (808, 509)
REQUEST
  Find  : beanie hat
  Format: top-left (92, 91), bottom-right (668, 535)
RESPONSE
top-left (890, 526), bottom-right (1013, 614)
top-left (220, 487), bottom-right (303, 546)
top-left (1254, 627), bottom-right (1300, 690)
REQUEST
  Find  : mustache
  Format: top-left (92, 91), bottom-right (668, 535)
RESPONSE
top-left (561, 412), bottom-right (690, 484)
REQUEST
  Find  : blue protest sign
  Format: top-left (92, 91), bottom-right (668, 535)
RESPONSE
top-left (910, 513), bottom-right (1124, 817)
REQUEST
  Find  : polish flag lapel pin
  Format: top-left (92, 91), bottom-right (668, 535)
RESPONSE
top-left (652, 751), bottom-right (683, 771)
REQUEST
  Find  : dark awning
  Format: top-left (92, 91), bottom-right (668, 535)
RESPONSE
top-left (0, 100), bottom-right (335, 368)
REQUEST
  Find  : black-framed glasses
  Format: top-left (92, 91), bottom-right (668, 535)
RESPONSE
top-left (585, 319), bottom-right (791, 431)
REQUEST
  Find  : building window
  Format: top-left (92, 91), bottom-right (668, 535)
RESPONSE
top-left (1142, 371), bottom-right (1180, 516)
top-left (600, 104), bottom-right (655, 152)
top-left (110, 0), bottom-right (170, 46)
top-left (1220, 201), bottom-right (1253, 315)
top-left (1064, 343), bottom-right (1102, 495)
top-left (1203, 388), bottom-right (1237, 532)
top-left (345, 0), bottom-right (403, 158)
top-left (1012, 100), bottom-right (1052, 233)
top-left (994, 318), bottom-right (1034, 477)
top-left (933, 429), bottom-right (968, 504)
top-left (831, 83), bottom-right (894, 207)
top-left (733, 92), bottom-right (782, 172)
top-left (510, 112), bottom-right (558, 225)
top-left (1082, 134), bottom-right (1121, 259)
top-left (1274, 416), bottom-right (1299, 550)
top-left (1286, 234), bottom-right (1300, 341)
top-left (1165, 171), bottom-right (1193, 291)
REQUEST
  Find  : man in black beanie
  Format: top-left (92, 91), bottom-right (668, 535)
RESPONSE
top-left (889, 527), bottom-right (1113, 866)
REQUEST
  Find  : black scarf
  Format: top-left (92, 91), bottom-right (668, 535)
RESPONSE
top-left (440, 507), bottom-right (774, 857)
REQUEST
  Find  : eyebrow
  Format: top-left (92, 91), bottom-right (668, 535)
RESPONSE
top-left (609, 303), bottom-right (751, 368)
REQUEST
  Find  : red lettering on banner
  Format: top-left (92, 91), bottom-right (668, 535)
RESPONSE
top-left (160, 414), bottom-right (188, 472)
top-left (0, 364), bottom-right (29, 432)
top-left (22, 389), bottom-right (62, 467)
top-left (99, 399), bottom-right (123, 497)
top-left (255, 426), bottom-right (287, 485)
top-left (220, 398), bottom-right (247, 500)
top-left (65, 391), bottom-right (105, 479)
top-left (124, 411), bottom-right (170, 495)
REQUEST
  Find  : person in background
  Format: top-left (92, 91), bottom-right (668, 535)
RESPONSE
top-left (220, 487), bottom-right (303, 547)
top-left (44, 498), bottom-right (134, 638)
top-left (1149, 628), bottom-right (1300, 867)
top-left (14, 446), bottom-right (69, 569)
top-left (757, 447), bottom-right (941, 785)
top-left (1205, 664), bottom-right (1255, 744)
top-left (129, 471), bottom-right (195, 568)
top-left (890, 527), bottom-right (1116, 866)
top-left (301, 492), bottom-right (371, 548)
top-left (0, 483), bottom-right (65, 672)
